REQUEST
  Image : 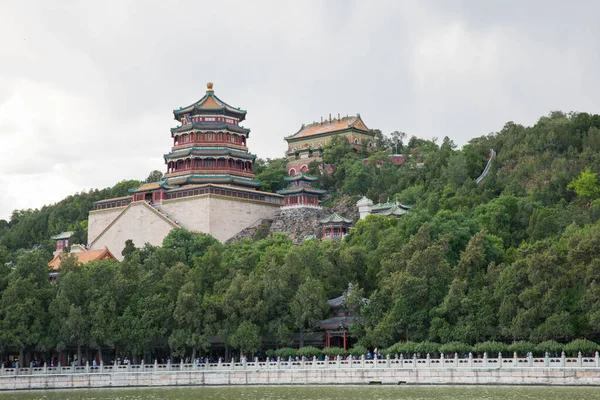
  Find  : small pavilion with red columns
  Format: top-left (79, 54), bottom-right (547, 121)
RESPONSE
top-left (277, 172), bottom-right (326, 209)
top-left (319, 284), bottom-right (369, 350)
top-left (319, 213), bottom-right (352, 240)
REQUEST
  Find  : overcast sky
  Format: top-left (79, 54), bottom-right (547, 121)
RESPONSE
top-left (1, 0), bottom-right (599, 220)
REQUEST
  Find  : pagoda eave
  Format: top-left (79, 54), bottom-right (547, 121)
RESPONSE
top-left (173, 106), bottom-right (247, 121)
top-left (165, 174), bottom-right (262, 188)
top-left (276, 187), bottom-right (327, 195)
top-left (164, 148), bottom-right (257, 161)
top-left (171, 123), bottom-right (250, 136)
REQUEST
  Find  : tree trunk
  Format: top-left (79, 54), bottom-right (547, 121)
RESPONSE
top-left (97, 347), bottom-right (102, 365)
top-left (19, 348), bottom-right (24, 368)
top-left (77, 344), bottom-right (82, 367)
top-left (192, 346), bottom-right (197, 361)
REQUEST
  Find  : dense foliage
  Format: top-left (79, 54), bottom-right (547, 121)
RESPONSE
top-left (2, 111), bottom-right (600, 362)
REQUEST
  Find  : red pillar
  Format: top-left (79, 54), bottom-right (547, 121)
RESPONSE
top-left (343, 331), bottom-right (347, 351)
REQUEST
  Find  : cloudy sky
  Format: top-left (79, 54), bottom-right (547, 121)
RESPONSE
top-left (0, 0), bottom-right (599, 220)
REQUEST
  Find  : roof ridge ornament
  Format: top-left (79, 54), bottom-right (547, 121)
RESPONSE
top-left (206, 82), bottom-right (214, 93)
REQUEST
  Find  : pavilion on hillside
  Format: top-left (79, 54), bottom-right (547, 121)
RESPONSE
top-left (319, 283), bottom-right (369, 350)
top-left (319, 212), bottom-right (352, 240)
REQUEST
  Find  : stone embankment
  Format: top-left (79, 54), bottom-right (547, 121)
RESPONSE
top-left (3, 353), bottom-right (600, 390)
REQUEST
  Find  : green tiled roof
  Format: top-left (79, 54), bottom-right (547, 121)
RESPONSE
top-left (166, 174), bottom-right (262, 188)
top-left (170, 122), bottom-right (250, 135)
top-left (376, 205), bottom-right (408, 217)
top-left (50, 231), bottom-right (74, 240)
top-left (276, 186), bottom-right (326, 195)
top-left (284, 172), bottom-right (318, 182)
top-left (173, 88), bottom-right (246, 121)
top-left (164, 147), bottom-right (256, 161)
top-left (319, 213), bottom-right (352, 224)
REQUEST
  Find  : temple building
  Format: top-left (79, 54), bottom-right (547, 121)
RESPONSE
top-left (357, 197), bottom-right (411, 220)
top-left (319, 213), bottom-right (352, 240)
top-left (88, 83), bottom-right (283, 259)
top-left (285, 114), bottom-right (375, 175)
top-left (277, 172), bottom-right (326, 209)
top-left (319, 283), bottom-right (369, 350)
top-left (48, 232), bottom-right (116, 281)
top-left (50, 231), bottom-right (73, 257)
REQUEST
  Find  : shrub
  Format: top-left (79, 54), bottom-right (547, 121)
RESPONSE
top-left (508, 341), bottom-right (535, 356)
top-left (439, 342), bottom-right (473, 356)
top-left (265, 349), bottom-right (276, 358)
top-left (414, 341), bottom-right (440, 356)
top-left (275, 347), bottom-right (297, 359)
top-left (322, 347), bottom-right (348, 358)
top-left (384, 341), bottom-right (418, 356)
top-left (296, 347), bottom-right (322, 358)
top-left (535, 340), bottom-right (563, 355)
top-left (473, 341), bottom-right (508, 356)
top-left (348, 345), bottom-right (368, 357)
top-left (564, 339), bottom-right (600, 355)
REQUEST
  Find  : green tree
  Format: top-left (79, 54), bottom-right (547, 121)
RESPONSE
top-left (568, 168), bottom-right (600, 201)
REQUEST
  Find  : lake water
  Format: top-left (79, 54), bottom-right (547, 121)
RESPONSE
top-left (0, 386), bottom-right (598, 400)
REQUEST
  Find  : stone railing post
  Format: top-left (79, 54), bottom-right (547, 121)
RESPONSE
top-left (440, 353), bottom-right (444, 368)
top-left (578, 352), bottom-right (583, 367)
top-left (361, 354), bottom-right (365, 368)
top-left (413, 353), bottom-right (417, 368)
top-left (454, 352), bottom-right (458, 367)
top-left (386, 353), bottom-right (390, 369)
top-left (154, 359), bottom-right (158, 373)
top-left (85, 361), bottom-right (90, 373)
top-left (230, 357), bottom-right (235, 370)
top-left (560, 351), bottom-right (566, 367)
top-left (528, 352), bottom-right (533, 367)
top-left (254, 357), bottom-right (259, 369)
top-left (1, 363), bottom-right (4, 376)
top-left (399, 354), bottom-right (404, 368)
top-left (498, 352), bottom-right (502, 368)
top-left (217, 357), bottom-right (222, 370)
top-left (337, 355), bottom-right (341, 369)
top-left (426, 353), bottom-right (431, 368)
top-left (180, 358), bottom-right (184, 371)
top-left (167, 359), bottom-right (171, 371)
top-left (596, 351), bottom-right (600, 368)
top-left (43, 362), bottom-right (47, 375)
top-left (545, 352), bottom-right (549, 367)
top-left (276, 356), bottom-right (281, 369)
top-left (114, 360), bottom-right (118, 373)
top-left (140, 359), bottom-right (144, 372)
top-left (468, 352), bottom-right (473, 368)
top-left (57, 362), bottom-right (61, 374)
top-left (100, 360), bottom-right (104, 373)
top-left (324, 355), bottom-right (328, 369)
top-left (301, 356), bottom-right (305, 369)
top-left (513, 351), bottom-right (517, 367)
top-left (483, 352), bottom-right (488, 367)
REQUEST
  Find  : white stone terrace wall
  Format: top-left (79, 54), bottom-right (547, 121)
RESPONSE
top-left (2, 353), bottom-right (600, 390)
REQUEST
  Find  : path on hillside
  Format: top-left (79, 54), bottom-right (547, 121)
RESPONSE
top-left (476, 149), bottom-right (496, 184)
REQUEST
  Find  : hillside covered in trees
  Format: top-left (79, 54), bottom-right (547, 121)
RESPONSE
top-left (3, 111), bottom-right (600, 362)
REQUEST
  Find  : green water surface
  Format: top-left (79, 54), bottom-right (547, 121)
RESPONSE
top-left (0, 386), bottom-right (598, 400)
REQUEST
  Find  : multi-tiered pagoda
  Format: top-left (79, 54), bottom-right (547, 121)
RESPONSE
top-left (88, 83), bottom-right (283, 259)
top-left (165, 82), bottom-right (261, 189)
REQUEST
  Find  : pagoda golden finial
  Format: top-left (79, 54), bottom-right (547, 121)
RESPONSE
top-left (206, 82), bottom-right (214, 92)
